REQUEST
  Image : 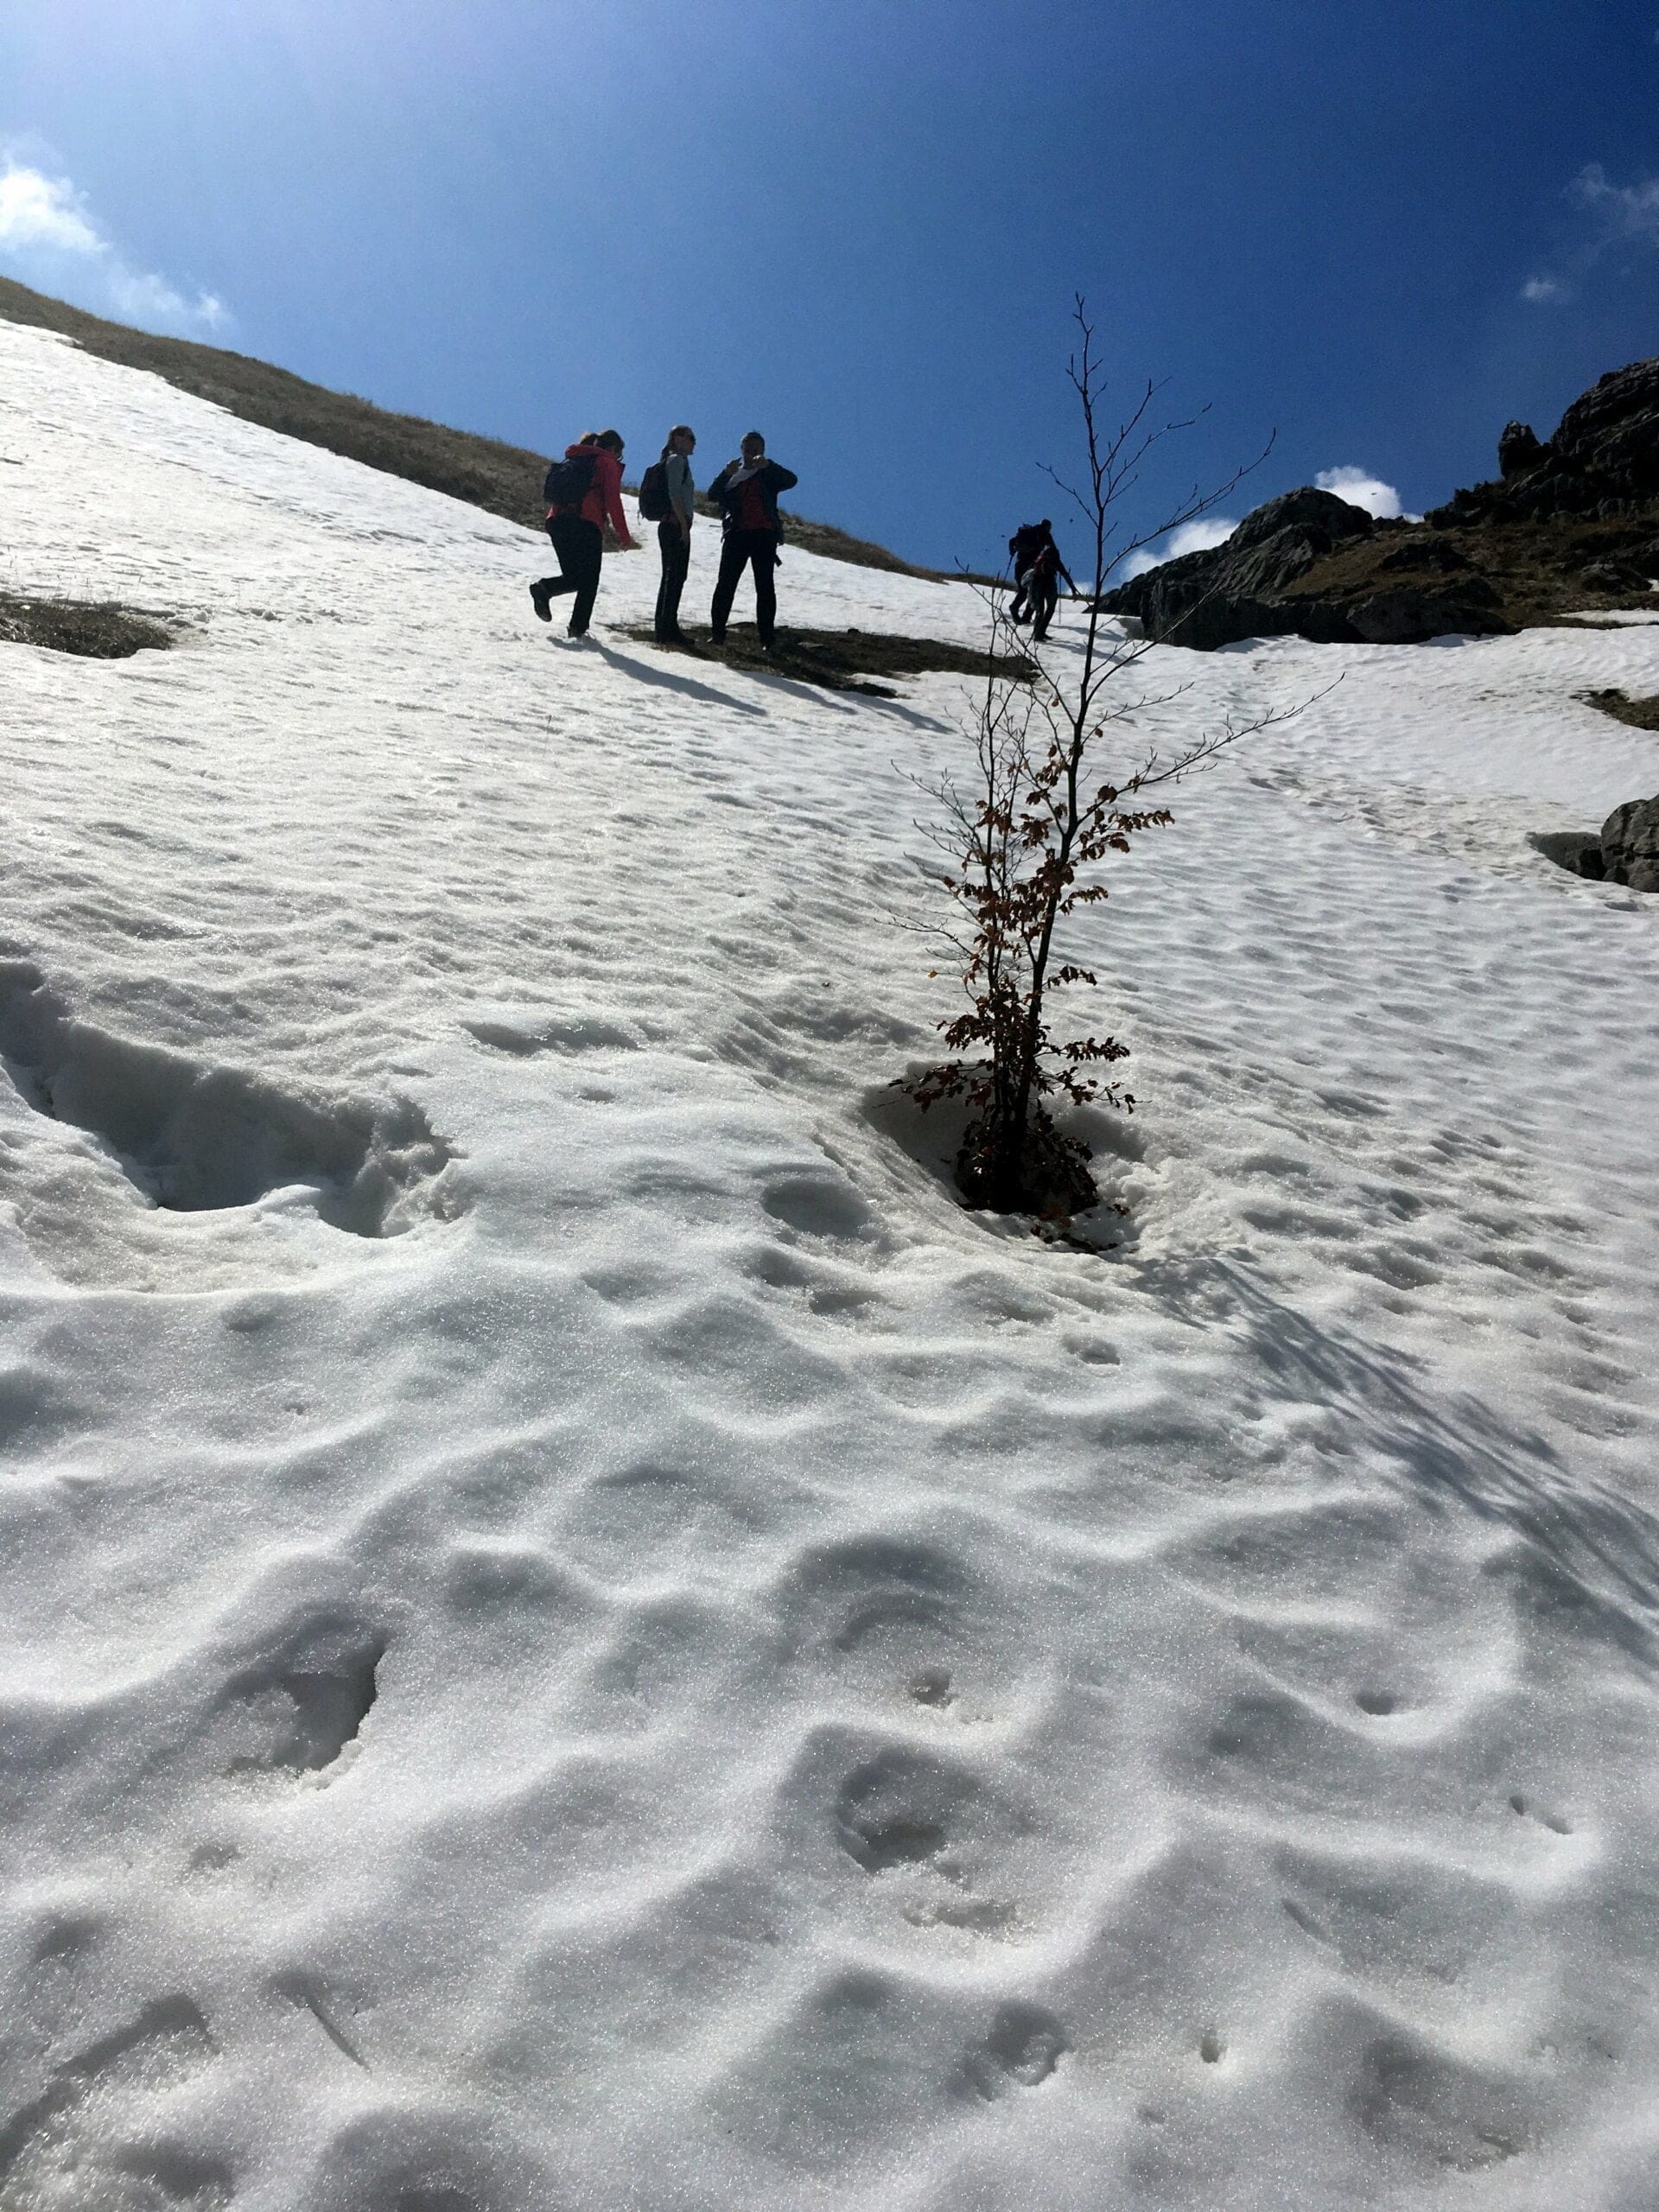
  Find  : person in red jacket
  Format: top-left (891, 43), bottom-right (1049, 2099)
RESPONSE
top-left (531, 428), bottom-right (635, 637)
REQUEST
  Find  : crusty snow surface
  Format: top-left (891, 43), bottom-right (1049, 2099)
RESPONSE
top-left (3, 315), bottom-right (1659, 2212)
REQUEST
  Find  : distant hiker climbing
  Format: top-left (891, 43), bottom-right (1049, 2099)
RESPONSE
top-left (531, 428), bottom-right (634, 638)
top-left (638, 423), bottom-right (697, 645)
top-left (1007, 518), bottom-right (1076, 641)
top-left (707, 433), bottom-right (798, 652)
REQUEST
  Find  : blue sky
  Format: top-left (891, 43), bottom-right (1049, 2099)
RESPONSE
top-left (3, 0), bottom-right (1658, 571)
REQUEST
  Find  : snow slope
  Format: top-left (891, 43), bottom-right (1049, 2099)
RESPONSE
top-left (3, 315), bottom-right (1659, 2211)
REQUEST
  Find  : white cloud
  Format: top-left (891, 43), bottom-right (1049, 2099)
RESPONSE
top-left (1567, 162), bottom-right (1659, 244)
top-left (1522, 274), bottom-right (1566, 303)
top-left (1122, 514), bottom-right (1237, 579)
top-left (0, 163), bottom-right (101, 253)
top-left (0, 159), bottom-right (227, 335)
top-left (1314, 465), bottom-right (1409, 519)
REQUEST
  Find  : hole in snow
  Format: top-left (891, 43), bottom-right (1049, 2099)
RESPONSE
top-left (958, 2002), bottom-right (1067, 2099)
top-left (835, 1746), bottom-right (979, 1872)
top-left (221, 1617), bottom-right (384, 1776)
top-left (0, 960), bottom-right (457, 1236)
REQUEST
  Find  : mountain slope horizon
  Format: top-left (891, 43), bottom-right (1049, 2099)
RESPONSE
top-left (0, 272), bottom-right (949, 582)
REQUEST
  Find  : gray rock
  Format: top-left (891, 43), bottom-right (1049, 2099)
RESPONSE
top-left (1498, 422), bottom-right (1547, 478)
top-left (1349, 585), bottom-right (1507, 645)
top-left (1222, 524), bottom-right (1329, 599)
top-left (1553, 359), bottom-right (1659, 499)
top-left (1102, 486), bottom-right (1374, 648)
top-left (1600, 794), bottom-right (1659, 893)
top-left (1227, 486), bottom-right (1376, 552)
top-left (1433, 357), bottom-right (1659, 527)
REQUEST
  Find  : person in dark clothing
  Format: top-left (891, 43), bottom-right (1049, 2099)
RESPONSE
top-left (654, 423), bottom-right (697, 644)
top-left (1007, 518), bottom-right (1075, 637)
top-left (531, 428), bottom-right (635, 637)
top-left (1026, 531), bottom-right (1077, 641)
top-left (706, 432), bottom-right (798, 650)
top-left (1007, 523), bottom-right (1046, 623)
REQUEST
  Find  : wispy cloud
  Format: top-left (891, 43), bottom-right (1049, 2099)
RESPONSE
top-left (1567, 162), bottom-right (1659, 245)
top-left (1122, 514), bottom-right (1237, 580)
top-left (1523, 162), bottom-right (1659, 306)
top-left (1314, 465), bottom-right (1414, 520)
top-left (0, 158), bottom-right (228, 335)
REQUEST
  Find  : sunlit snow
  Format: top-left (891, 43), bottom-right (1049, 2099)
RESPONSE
top-left (3, 317), bottom-right (1659, 2209)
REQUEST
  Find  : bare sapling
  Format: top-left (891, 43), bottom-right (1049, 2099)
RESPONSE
top-left (908, 296), bottom-right (1308, 1228)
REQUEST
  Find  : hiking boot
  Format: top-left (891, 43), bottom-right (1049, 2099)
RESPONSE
top-left (530, 581), bottom-right (553, 623)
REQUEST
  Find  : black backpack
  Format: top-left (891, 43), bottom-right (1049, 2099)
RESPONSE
top-left (637, 461), bottom-right (671, 522)
top-left (543, 448), bottom-right (598, 510)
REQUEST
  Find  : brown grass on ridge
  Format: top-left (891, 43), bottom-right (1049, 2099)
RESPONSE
top-left (0, 273), bottom-right (967, 582)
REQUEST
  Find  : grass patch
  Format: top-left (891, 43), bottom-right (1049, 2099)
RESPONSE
top-left (0, 592), bottom-right (175, 658)
top-left (1281, 516), bottom-right (1659, 633)
top-left (620, 623), bottom-right (1034, 696)
top-left (1584, 688), bottom-right (1659, 732)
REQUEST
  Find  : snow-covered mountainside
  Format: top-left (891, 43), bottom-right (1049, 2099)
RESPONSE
top-left (3, 315), bottom-right (1658, 2211)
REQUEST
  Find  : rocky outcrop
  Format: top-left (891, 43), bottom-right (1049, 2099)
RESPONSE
top-left (1103, 488), bottom-right (1510, 651)
top-left (1431, 357), bottom-right (1659, 525)
top-left (1103, 489), bottom-right (1378, 651)
top-left (1102, 355), bottom-right (1659, 652)
top-left (1554, 360), bottom-right (1659, 495)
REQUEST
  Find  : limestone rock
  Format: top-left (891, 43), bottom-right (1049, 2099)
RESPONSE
top-left (1600, 794), bottom-right (1659, 893)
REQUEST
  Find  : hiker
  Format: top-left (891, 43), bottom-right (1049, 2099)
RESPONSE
top-left (706, 432), bottom-right (798, 651)
top-left (639, 423), bottom-right (697, 644)
top-left (1007, 518), bottom-right (1076, 639)
top-left (531, 428), bottom-right (634, 637)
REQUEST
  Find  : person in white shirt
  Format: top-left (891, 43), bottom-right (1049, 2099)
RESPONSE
top-left (654, 424), bottom-right (697, 644)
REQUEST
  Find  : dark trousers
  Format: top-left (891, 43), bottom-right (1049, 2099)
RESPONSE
top-left (1029, 575), bottom-right (1059, 639)
top-left (710, 529), bottom-right (779, 645)
top-left (537, 517), bottom-right (602, 634)
top-left (655, 519), bottom-right (690, 639)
